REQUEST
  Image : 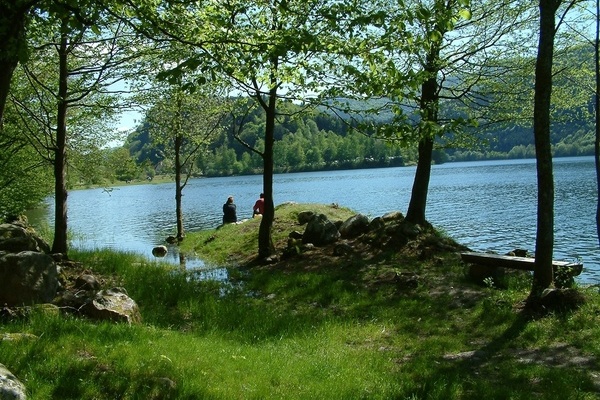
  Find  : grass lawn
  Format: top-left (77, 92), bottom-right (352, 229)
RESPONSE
top-left (1, 203), bottom-right (599, 399)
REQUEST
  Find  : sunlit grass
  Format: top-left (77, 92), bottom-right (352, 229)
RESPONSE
top-left (180, 202), bottom-right (356, 265)
top-left (2, 203), bottom-right (600, 399)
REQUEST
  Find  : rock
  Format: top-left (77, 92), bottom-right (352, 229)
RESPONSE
top-left (368, 217), bottom-right (385, 231)
top-left (302, 214), bottom-right (340, 246)
top-left (264, 255), bottom-right (280, 264)
top-left (283, 237), bottom-right (302, 258)
top-left (0, 223), bottom-right (50, 254)
top-left (0, 251), bottom-right (58, 306)
top-left (381, 211), bottom-right (404, 222)
top-left (507, 248), bottom-right (529, 257)
top-left (297, 211), bottom-right (316, 225)
top-left (539, 288), bottom-right (585, 311)
top-left (399, 223), bottom-right (422, 239)
top-left (152, 245), bottom-right (168, 257)
top-left (81, 288), bottom-right (142, 324)
top-left (50, 253), bottom-right (67, 262)
top-left (466, 264), bottom-right (505, 286)
top-left (166, 236), bottom-right (177, 244)
top-left (287, 237), bottom-right (301, 248)
top-left (333, 242), bottom-right (353, 256)
top-left (4, 304), bottom-right (60, 320)
top-left (289, 231), bottom-right (303, 240)
top-left (395, 272), bottom-right (420, 290)
top-left (0, 363), bottom-right (27, 400)
top-left (339, 214), bottom-right (370, 238)
top-left (53, 289), bottom-right (89, 311)
top-left (75, 274), bottom-right (100, 291)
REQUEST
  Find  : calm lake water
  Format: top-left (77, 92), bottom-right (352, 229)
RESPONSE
top-left (33, 156), bottom-right (599, 284)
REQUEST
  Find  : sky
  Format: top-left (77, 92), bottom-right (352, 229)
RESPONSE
top-left (117, 109), bottom-right (142, 131)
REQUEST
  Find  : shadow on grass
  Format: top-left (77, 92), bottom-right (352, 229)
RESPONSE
top-left (407, 307), bottom-right (599, 398)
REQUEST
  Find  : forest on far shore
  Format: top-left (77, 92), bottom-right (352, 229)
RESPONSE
top-left (117, 99), bottom-right (595, 181)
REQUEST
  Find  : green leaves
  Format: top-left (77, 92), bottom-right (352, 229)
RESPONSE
top-left (428, 30), bottom-right (443, 42)
top-left (458, 8), bottom-right (472, 20)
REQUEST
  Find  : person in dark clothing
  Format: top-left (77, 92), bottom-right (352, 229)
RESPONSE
top-left (253, 193), bottom-right (265, 217)
top-left (222, 196), bottom-right (237, 224)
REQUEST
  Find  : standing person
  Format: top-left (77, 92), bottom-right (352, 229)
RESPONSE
top-left (253, 193), bottom-right (265, 217)
top-left (222, 196), bottom-right (237, 224)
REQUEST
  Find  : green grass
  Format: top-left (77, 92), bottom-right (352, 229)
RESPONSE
top-left (179, 202), bottom-right (357, 265)
top-left (2, 203), bottom-right (600, 399)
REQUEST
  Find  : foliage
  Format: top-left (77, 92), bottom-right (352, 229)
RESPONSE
top-left (0, 107), bottom-right (52, 220)
top-left (108, 147), bottom-right (140, 183)
top-left (126, 101), bottom-right (413, 176)
top-left (123, 92), bottom-right (597, 177)
top-left (144, 85), bottom-right (228, 176)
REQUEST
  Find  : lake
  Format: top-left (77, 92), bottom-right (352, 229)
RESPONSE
top-left (33, 156), bottom-right (599, 284)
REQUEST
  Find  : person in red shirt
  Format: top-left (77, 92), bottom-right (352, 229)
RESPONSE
top-left (253, 193), bottom-right (265, 217)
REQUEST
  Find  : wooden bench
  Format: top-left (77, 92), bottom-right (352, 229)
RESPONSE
top-left (460, 252), bottom-right (583, 276)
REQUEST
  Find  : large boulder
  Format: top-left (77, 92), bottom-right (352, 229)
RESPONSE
top-left (302, 214), bottom-right (340, 246)
top-left (297, 211), bottom-right (316, 225)
top-left (55, 286), bottom-right (142, 324)
top-left (339, 214), bottom-right (370, 238)
top-left (0, 251), bottom-right (58, 306)
top-left (368, 216), bottom-right (386, 231)
top-left (0, 223), bottom-right (50, 254)
top-left (81, 288), bottom-right (142, 324)
top-left (0, 363), bottom-right (27, 400)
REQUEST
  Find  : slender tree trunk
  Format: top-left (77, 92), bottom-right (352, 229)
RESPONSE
top-left (175, 133), bottom-right (184, 240)
top-left (530, 0), bottom-right (561, 296)
top-left (595, 0), bottom-right (600, 246)
top-left (52, 25), bottom-right (69, 255)
top-left (258, 86), bottom-right (276, 259)
top-left (405, 50), bottom-right (439, 226)
top-left (0, 1), bottom-right (35, 126)
top-left (405, 137), bottom-right (434, 225)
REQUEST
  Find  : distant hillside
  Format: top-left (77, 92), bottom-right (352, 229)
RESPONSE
top-left (124, 78), bottom-right (595, 177)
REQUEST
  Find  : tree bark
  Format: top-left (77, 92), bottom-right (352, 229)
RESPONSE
top-left (175, 133), bottom-right (184, 240)
top-left (405, 49), bottom-right (439, 226)
top-left (258, 85), bottom-right (276, 259)
top-left (530, 0), bottom-right (561, 296)
top-left (595, 0), bottom-right (600, 246)
top-left (52, 24), bottom-right (69, 255)
top-left (405, 137), bottom-right (434, 225)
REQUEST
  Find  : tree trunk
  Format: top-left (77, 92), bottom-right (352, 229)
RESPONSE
top-left (405, 49), bottom-right (439, 226)
top-left (0, 1), bottom-right (34, 126)
top-left (595, 0), bottom-right (600, 246)
top-left (52, 26), bottom-right (69, 255)
top-left (530, 0), bottom-right (561, 296)
top-left (258, 87), bottom-right (276, 259)
top-left (175, 133), bottom-right (184, 240)
top-left (405, 137), bottom-right (434, 225)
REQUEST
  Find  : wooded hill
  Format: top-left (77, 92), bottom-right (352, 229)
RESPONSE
top-left (124, 99), bottom-right (595, 178)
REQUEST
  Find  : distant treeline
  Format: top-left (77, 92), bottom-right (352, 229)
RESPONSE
top-left (448, 121), bottom-right (595, 162)
top-left (124, 102), bottom-right (595, 179)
